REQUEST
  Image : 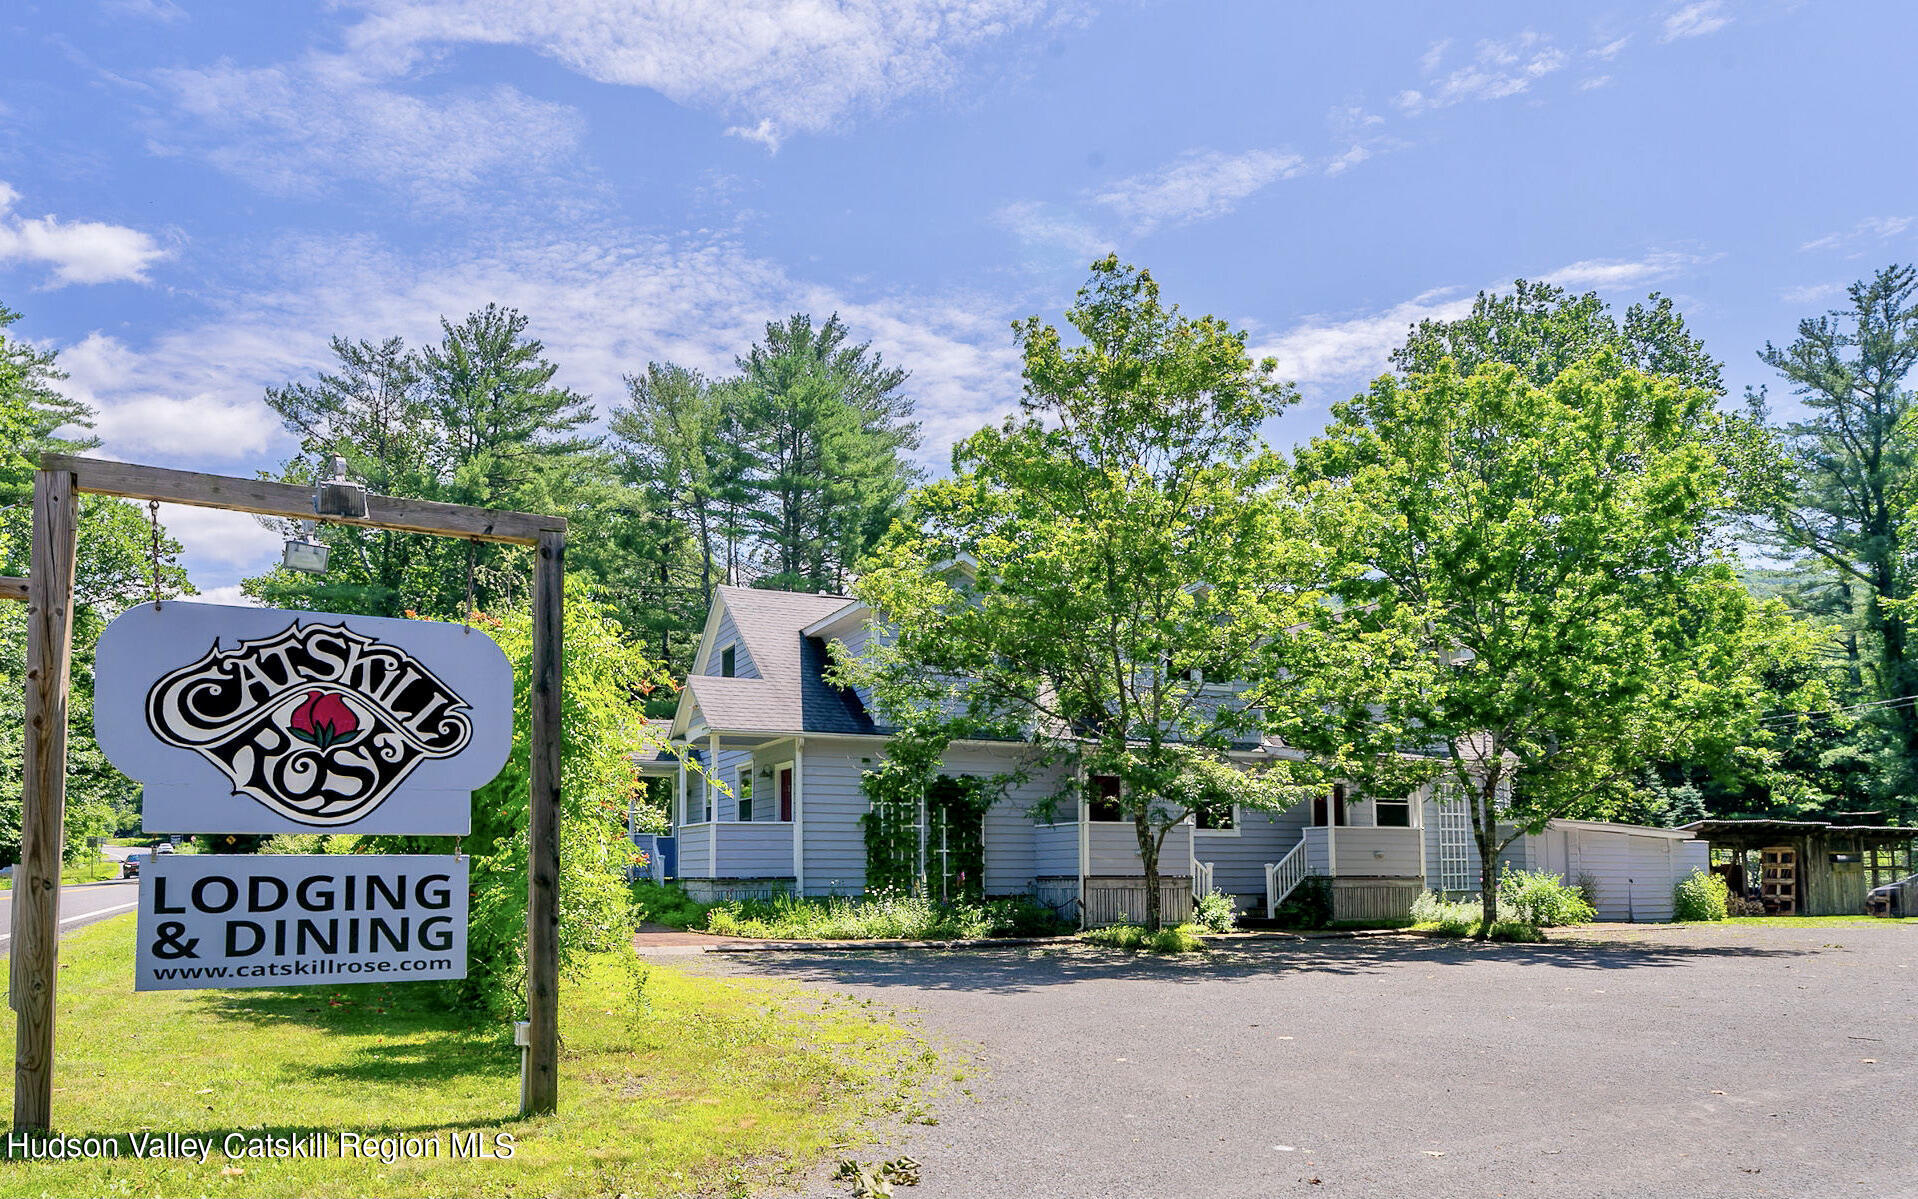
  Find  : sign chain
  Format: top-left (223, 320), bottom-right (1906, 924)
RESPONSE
top-left (463, 537), bottom-right (477, 634)
top-left (148, 499), bottom-right (162, 609)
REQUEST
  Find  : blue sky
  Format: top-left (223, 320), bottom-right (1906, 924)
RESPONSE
top-left (2, 0), bottom-right (1912, 597)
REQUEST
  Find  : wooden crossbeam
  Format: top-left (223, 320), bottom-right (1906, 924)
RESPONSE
top-left (0, 576), bottom-right (26, 603)
top-left (41, 454), bottom-right (566, 546)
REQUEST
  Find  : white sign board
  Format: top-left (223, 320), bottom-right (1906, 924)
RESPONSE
top-left (96, 602), bottom-right (512, 834)
top-left (135, 854), bottom-right (468, 991)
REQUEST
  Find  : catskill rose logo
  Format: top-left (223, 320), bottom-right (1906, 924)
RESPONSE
top-left (144, 621), bottom-right (475, 826)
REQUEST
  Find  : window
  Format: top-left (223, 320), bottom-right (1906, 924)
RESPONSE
top-left (736, 766), bottom-right (754, 822)
top-left (1088, 775), bottom-right (1124, 822)
top-left (1195, 803), bottom-right (1237, 831)
top-left (1313, 783), bottom-right (1348, 827)
top-left (720, 645), bottom-right (736, 677)
top-left (1375, 797), bottom-right (1412, 828)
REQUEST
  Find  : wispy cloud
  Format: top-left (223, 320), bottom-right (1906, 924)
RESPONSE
top-left (340, 0), bottom-right (1079, 150)
top-left (153, 56), bottom-right (585, 211)
top-left (1799, 215), bottom-right (1912, 253)
top-left (1093, 148), bottom-right (1306, 234)
top-left (1779, 282), bottom-right (1844, 305)
top-left (1254, 288), bottom-right (1475, 386)
top-left (1590, 35), bottom-right (1631, 60)
top-left (1661, 1), bottom-right (1732, 42)
top-left (1542, 250), bottom-right (1714, 290)
top-left (0, 182), bottom-right (171, 287)
top-left (1396, 32), bottom-right (1568, 115)
top-left (992, 200), bottom-right (1113, 262)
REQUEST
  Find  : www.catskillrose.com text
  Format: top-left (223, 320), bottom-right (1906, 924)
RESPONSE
top-left (4, 1130), bottom-right (517, 1164)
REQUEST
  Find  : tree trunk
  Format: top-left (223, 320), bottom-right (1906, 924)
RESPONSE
top-left (1473, 768), bottom-right (1502, 939)
top-left (1135, 811), bottom-right (1162, 930)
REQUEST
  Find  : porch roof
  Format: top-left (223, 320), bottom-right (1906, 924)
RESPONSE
top-left (1681, 819), bottom-right (1918, 845)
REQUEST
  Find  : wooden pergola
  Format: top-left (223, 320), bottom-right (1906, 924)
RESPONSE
top-left (3, 454), bottom-right (568, 1130)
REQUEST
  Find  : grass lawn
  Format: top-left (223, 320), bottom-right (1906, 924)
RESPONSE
top-left (0, 859), bottom-right (122, 890)
top-left (0, 916), bottom-right (937, 1198)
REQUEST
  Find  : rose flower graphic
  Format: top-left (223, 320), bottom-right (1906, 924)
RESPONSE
top-left (288, 690), bottom-right (359, 751)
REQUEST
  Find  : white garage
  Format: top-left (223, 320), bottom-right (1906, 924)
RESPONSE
top-left (1508, 819), bottom-right (1707, 922)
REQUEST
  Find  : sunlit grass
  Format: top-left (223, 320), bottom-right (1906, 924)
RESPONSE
top-left (0, 915), bottom-right (935, 1198)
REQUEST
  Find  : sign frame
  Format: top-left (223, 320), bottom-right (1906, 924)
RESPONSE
top-left (2, 454), bottom-right (567, 1129)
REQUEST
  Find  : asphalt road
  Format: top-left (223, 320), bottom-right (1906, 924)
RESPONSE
top-left (687, 922), bottom-right (1918, 1199)
top-left (0, 879), bottom-right (140, 949)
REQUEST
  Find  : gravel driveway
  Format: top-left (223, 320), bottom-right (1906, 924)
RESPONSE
top-left (681, 922), bottom-right (1918, 1199)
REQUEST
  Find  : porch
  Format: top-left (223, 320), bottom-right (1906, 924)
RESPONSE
top-left (1265, 819), bottom-right (1428, 923)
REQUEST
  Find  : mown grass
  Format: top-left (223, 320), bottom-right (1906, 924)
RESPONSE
top-left (1078, 922), bottom-right (1207, 953)
top-left (0, 858), bottom-right (124, 890)
top-left (0, 915), bottom-right (937, 1198)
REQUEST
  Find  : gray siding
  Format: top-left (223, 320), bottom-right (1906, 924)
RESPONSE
top-left (1564, 830), bottom-right (1704, 922)
top-left (709, 603), bottom-right (760, 679)
top-left (1193, 800), bottom-right (1310, 898)
top-left (1086, 822), bottom-right (1191, 876)
top-left (940, 746), bottom-right (1061, 897)
top-left (800, 748), bottom-right (871, 896)
top-left (677, 823), bottom-right (711, 877)
top-left (1034, 821), bottom-right (1078, 878)
top-left (717, 823), bottom-right (796, 877)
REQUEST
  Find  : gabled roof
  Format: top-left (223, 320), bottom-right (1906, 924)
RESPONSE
top-left (673, 586), bottom-right (881, 738)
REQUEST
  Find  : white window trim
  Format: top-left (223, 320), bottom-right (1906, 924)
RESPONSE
top-left (735, 760), bottom-right (755, 822)
top-left (718, 642), bottom-right (738, 677)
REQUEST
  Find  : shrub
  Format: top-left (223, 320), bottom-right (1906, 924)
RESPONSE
top-left (1080, 921), bottom-right (1207, 952)
top-left (1409, 890), bottom-right (1541, 941)
top-left (1272, 875), bottom-right (1333, 929)
top-left (1193, 889), bottom-right (1239, 933)
top-left (631, 879), bottom-right (712, 930)
top-left (1498, 868), bottom-right (1597, 927)
top-left (697, 889), bottom-right (1069, 941)
top-left (1673, 869), bottom-right (1730, 922)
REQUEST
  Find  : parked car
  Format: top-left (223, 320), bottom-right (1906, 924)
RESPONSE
top-left (154, 843), bottom-right (176, 854)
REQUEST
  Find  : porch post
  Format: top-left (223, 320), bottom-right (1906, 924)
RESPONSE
top-left (792, 736), bottom-right (806, 895)
top-left (708, 730), bottom-right (720, 877)
top-left (1075, 761), bottom-right (1089, 926)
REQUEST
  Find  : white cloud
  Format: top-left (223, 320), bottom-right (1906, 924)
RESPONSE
top-left (1799, 215), bottom-right (1912, 253)
top-left (1254, 289), bottom-right (1475, 386)
top-left (1397, 32), bottom-right (1568, 115)
top-left (55, 330), bottom-right (286, 460)
top-left (1542, 250), bottom-right (1712, 290)
top-left (1590, 35), bottom-right (1631, 60)
top-left (1093, 148), bottom-right (1305, 234)
top-left (0, 182), bottom-right (171, 287)
top-left (992, 200), bottom-right (1113, 262)
top-left (1780, 282), bottom-right (1844, 305)
top-left (724, 118), bottom-right (783, 152)
top-left (153, 57), bottom-right (585, 209)
top-left (339, 0), bottom-right (1078, 148)
top-left (1324, 144), bottom-right (1372, 176)
top-left (1578, 75), bottom-right (1613, 91)
top-left (190, 584), bottom-right (263, 607)
top-left (154, 509), bottom-right (287, 572)
top-left (104, 0), bottom-right (187, 20)
top-left (1661, 2), bottom-right (1731, 42)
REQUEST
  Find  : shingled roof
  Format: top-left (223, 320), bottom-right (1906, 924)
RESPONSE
top-left (675, 586), bottom-right (882, 736)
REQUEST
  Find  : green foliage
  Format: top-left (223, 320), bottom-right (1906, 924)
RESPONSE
top-left (247, 307), bottom-right (603, 620)
top-left (0, 301), bottom-right (191, 863)
top-left (700, 889), bottom-right (1067, 941)
top-left (1079, 921), bottom-right (1207, 952)
top-left (853, 256), bottom-right (1327, 929)
top-left (1288, 349), bottom-right (1806, 922)
top-left (1272, 875), bottom-right (1333, 929)
top-left (1192, 888), bottom-right (1239, 933)
top-left (1673, 868), bottom-right (1732, 922)
top-left (1409, 891), bottom-right (1541, 941)
top-left (630, 878), bottom-right (713, 930)
top-left (1497, 868), bottom-right (1596, 927)
top-left (362, 585), bottom-right (669, 1013)
top-left (1752, 265), bottom-right (1918, 815)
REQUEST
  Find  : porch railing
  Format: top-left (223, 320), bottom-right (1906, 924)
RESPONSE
top-left (1264, 838), bottom-right (1311, 919)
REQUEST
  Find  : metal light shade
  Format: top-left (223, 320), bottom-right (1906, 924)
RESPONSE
top-left (282, 537), bottom-right (330, 573)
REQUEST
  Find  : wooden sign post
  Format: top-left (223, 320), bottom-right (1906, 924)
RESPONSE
top-left (4, 455), bottom-right (567, 1129)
